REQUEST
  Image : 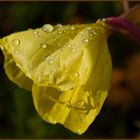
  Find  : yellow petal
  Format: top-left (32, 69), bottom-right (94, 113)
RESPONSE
top-left (32, 84), bottom-right (108, 134)
top-left (0, 45), bottom-right (32, 91)
top-left (0, 23), bottom-right (108, 91)
top-left (0, 21), bottom-right (112, 134)
top-left (31, 22), bottom-right (112, 134)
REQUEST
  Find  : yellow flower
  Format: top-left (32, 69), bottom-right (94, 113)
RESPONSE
top-left (0, 21), bottom-right (112, 134)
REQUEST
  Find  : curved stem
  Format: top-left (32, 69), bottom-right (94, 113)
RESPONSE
top-left (105, 17), bottom-right (140, 43)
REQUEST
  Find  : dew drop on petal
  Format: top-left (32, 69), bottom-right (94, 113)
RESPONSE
top-left (12, 39), bottom-right (20, 46)
top-left (73, 72), bottom-right (79, 78)
top-left (42, 24), bottom-right (53, 32)
top-left (40, 43), bottom-right (47, 49)
top-left (33, 31), bottom-right (39, 38)
top-left (87, 27), bottom-right (92, 30)
top-left (82, 38), bottom-right (89, 43)
top-left (48, 60), bottom-right (53, 64)
top-left (56, 23), bottom-right (63, 28)
top-left (71, 26), bottom-right (75, 30)
top-left (46, 56), bottom-right (53, 64)
top-left (102, 18), bottom-right (106, 22)
top-left (58, 31), bottom-right (62, 34)
top-left (75, 72), bottom-right (79, 78)
top-left (89, 30), bottom-right (97, 36)
top-left (48, 117), bottom-right (56, 124)
top-left (68, 44), bottom-right (72, 48)
top-left (53, 120), bottom-right (57, 124)
top-left (77, 129), bottom-right (81, 134)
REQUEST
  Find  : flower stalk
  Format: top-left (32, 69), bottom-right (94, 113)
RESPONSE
top-left (105, 16), bottom-right (140, 44)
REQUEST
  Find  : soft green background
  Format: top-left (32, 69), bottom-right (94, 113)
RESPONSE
top-left (0, 1), bottom-right (140, 139)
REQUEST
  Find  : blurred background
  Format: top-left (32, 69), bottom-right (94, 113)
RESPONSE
top-left (0, 1), bottom-right (140, 139)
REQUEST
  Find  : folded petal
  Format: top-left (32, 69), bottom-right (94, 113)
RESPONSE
top-left (0, 46), bottom-right (32, 91)
top-left (31, 22), bottom-right (112, 134)
top-left (0, 21), bottom-right (112, 134)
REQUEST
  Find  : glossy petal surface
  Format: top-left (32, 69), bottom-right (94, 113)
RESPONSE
top-left (0, 22), bottom-right (112, 134)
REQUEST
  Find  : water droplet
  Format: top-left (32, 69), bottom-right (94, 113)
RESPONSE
top-left (56, 23), bottom-right (63, 28)
top-left (48, 117), bottom-right (56, 123)
top-left (58, 31), bottom-right (62, 34)
top-left (68, 44), bottom-right (72, 48)
top-left (48, 60), bottom-right (53, 64)
top-left (102, 18), bottom-right (106, 22)
top-left (34, 31), bottom-right (37, 34)
top-left (89, 30), bottom-right (97, 36)
top-left (77, 129), bottom-right (81, 133)
top-left (46, 56), bottom-right (53, 64)
top-left (75, 72), bottom-right (79, 77)
top-left (40, 43), bottom-right (47, 49)
top-left (87, 27), bottom-right (92, 30)
top-left (82, 38), bottom-right (89, 43)
top-left (42, 24), bottom-right (53, 32)
top-left (33, 31), bottom-right (39, 38)
top-left (73, 72), bottom-right (79, 78)
top-left (12, 39), bottom-right (20, 46)
top-left (71, 26), bottom-right (75, 30)
top-left (53, 120), bottom-right (57, 124)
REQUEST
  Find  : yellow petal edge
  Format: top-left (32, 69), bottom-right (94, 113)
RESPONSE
top-left (0, 21), bottom-right (112, 135)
